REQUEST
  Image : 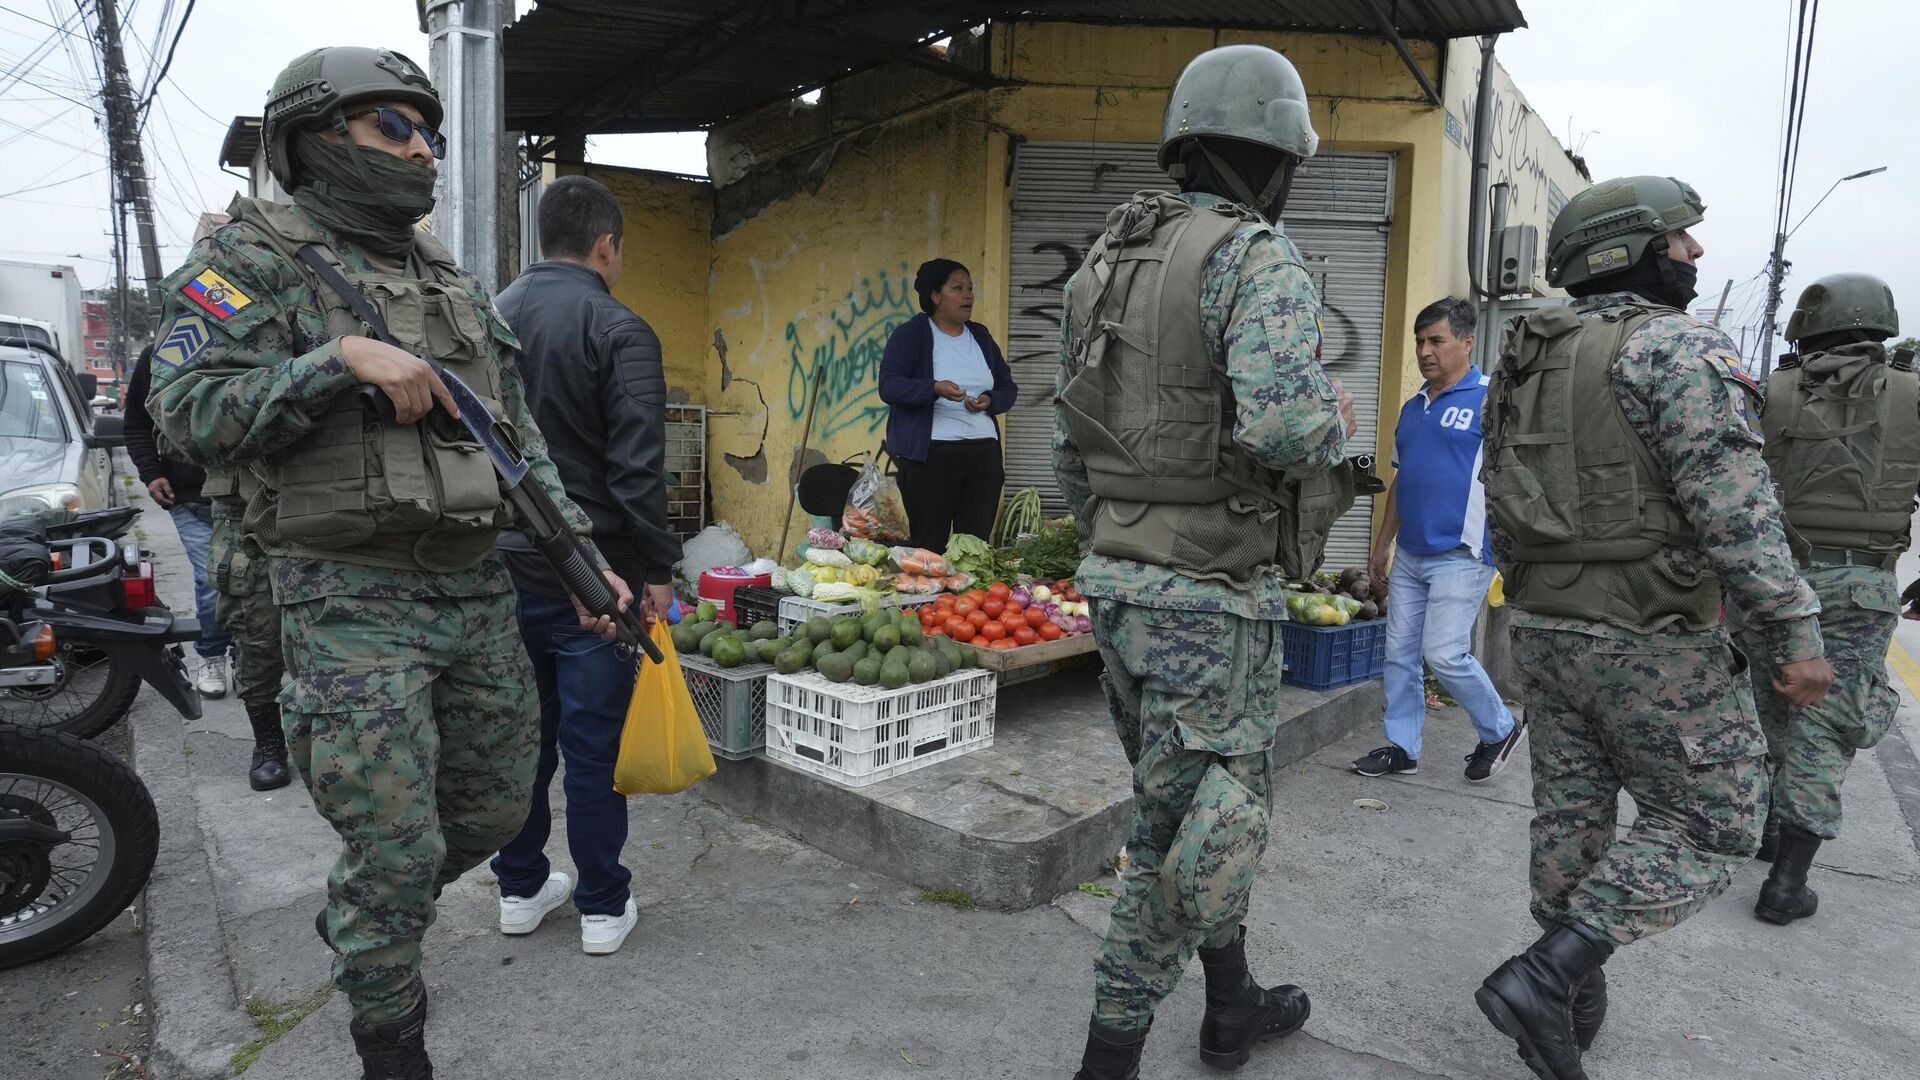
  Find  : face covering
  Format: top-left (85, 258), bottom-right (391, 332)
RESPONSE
top-left (1660, 257), bottom-right (1700, 309)
top-left (289, 126), bottom-right (437, 260)
top-left (1567, 247), bottom-right (1699, 310)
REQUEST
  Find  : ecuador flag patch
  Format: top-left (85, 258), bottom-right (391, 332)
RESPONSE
top-left (181, 268), bottom-right (253, 320)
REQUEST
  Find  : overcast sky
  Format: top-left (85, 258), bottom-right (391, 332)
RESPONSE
top-left (3, 0), bottom-right (1913, 362)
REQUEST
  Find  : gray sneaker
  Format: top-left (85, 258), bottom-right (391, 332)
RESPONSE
top-left (1352, 745), bottom-right (1418, 777)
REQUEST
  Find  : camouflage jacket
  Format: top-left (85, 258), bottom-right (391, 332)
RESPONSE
top-left (1053, 192), bottom-right (1348, 619)
top-left (147, 203), bottom-right (593, 603)
top-left (1494, 291), bottom-right (1824, 663)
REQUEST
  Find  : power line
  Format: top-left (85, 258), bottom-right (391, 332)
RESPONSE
top-left (0, 1), bottom-right (82, 36)
top-left (137, 0), bottom-right (189, 114)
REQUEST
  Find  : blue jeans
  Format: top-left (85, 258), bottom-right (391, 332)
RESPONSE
top-left (490, 589), bottom-right (636, 916)
top-left (167, 502), bottom-right (233, 659)
top-left (1382, 545), bottom-right (1513, 760)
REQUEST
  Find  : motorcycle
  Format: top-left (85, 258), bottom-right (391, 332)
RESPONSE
top-left (0, 514), bottom-right (200, 967)
top-left (0, 509), bottom-right (202, 738)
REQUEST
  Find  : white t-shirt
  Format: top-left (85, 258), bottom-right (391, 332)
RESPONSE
top-left (930, 324), bottom-right (998, 442)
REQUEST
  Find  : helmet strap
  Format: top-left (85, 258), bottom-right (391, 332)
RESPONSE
top-left (1196, 142), bottom-right (1297, 221)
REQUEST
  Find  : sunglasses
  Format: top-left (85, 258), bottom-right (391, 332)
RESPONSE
top-left (345, 106), bottom-right (447, 159)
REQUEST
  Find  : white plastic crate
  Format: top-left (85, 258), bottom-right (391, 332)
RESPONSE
top-left (678, 652), bottom-right (772, 760)
top-left (764, 667), bottom-right (996, 787)
top-left (775, 594), bottom-right (933, 634)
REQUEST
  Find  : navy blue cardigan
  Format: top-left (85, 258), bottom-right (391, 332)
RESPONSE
top-left (876, 314), bottom-right (1019, 463)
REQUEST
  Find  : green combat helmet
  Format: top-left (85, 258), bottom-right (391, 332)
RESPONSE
top-left (1784, 272), bottom-right (1899, 344)
top-left (1159, 44), bottom-right (1317, 210)
top-left (1545, 175), bottom-right (1705, 290)
top-left (263, 46), bottom-right (441, 191)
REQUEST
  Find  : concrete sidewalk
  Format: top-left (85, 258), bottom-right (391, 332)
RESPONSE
top-left (127, 478), bottom-right (1920, 1078)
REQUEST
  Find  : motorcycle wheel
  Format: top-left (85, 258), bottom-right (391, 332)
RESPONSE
top-left (0, 724), bottom-right (158, 969)
top-left (0, 641), bottom-right (142, 740)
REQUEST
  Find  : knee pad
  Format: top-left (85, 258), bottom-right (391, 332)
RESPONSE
top-left (1163, 763), bottom-right (1269, 933)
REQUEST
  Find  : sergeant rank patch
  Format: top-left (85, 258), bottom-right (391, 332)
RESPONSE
top-left (154, 313), bottom-right (211, 368)
top-left (180, 268), bottom-right (253, 319)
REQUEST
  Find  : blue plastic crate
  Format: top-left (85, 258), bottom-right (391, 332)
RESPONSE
top-left (1280, 619), bottom-right (1387, 691)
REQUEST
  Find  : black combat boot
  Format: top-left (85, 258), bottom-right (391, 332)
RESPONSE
top-left (245, 701), bottom-right (290, 791)
top-left (1570, 968), bottom-right (1606, 1052)
top-left (1196, 926), bottom-right (1311, 1071)
top-left (1755, 825), bottom-right (1821, 925)
top-left (1072, 1018), bottom-right (1147, 1080)
top-left (1755, 809), bottom-right (1779, 863)
top-left (350, 983), bottom-right (432, 1079)
top-left (1476, 920), bottom-right (1612, 1080)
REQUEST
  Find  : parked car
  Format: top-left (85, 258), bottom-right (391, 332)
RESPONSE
top-left (0, 336), bottom-right (120, 517)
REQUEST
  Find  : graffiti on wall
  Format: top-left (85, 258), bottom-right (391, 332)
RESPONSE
top-left (1449, 69), bottom-right (1571, 232)
top-left (784, 260), bottom-right (918, 441)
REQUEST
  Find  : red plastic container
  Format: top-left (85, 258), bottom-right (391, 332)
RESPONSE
top-left (698, 569), bottom-right (773, 625)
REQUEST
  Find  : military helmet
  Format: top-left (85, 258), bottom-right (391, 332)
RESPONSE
top-left (1545, 175), bottom-right (1705, 290)
top-left (263, 47), bottom-right (441, 190)
top-left (1784, 272), bottom-right (1899, 343)
top-left (1158, 44), bottom-right (1318, 173)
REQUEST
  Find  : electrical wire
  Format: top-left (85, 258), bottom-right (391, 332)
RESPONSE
top-left (0, 1), bottom-right (84, 98)
top-left (136, 0), bottom-right (189, 116)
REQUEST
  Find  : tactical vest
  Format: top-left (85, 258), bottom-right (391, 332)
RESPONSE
top-left (1482, 302), bottom-right (1721, 634)
top-left (1060, 192), bottom-right (1350, 585)
top-left (220, 198), bottom-right (514, 574)
top-left (1762, 343), bottom-right (1920, 556)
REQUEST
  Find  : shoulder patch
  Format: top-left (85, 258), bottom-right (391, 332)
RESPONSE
top-left (181, 267), bottom-right (253, 320)
top-left (1708, 351), bottom-right (1764, 443)
top-left (153, 313), bottom-right (212, 369)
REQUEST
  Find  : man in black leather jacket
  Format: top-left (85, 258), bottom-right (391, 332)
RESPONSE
top-left (487, 173), bottom-right (680, 956)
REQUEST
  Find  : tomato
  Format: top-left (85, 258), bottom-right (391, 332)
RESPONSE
top-left (934, 595), bottom-right (955, 612)
top-left (1037, 621), bottom-right (1064, 641)
top-left (987, 581), bottom-right (1011, 600)
top-left (981, 598), bottom-right (1005, 618)
top-left (990, 638), bottom-right (1018, 650)
top-left (1013, 626), bottom-right (1039, 646)
top-left (964, 589), bottom-right (988, 606)
top-left (1005, 596), bottom-right (1025, 613)
top-left (920, 609), bottom-right (936, 625)
top-left (950, 622), bottom-right (977, 643)
top-left (966, 610), bottom-right (990, 628)
top-left (1023, 607), bottom-right (1049, 629)
top-left (944, 616), bottom-right (967, 635)
top-left (981, 620), bottom-right (1007, 641)
top-left (954, 598), bottom-right (977, 617)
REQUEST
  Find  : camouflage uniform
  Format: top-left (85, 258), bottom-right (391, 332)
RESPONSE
top-left (1737, 567), bottom-right (1899, 839)
top-left (1494, 294), bottom-right (1824, 943)
top-left (148, 206), bottom-right (589, 1026)
top-left (207, 487), bottom-right (285, 706)
top-left (1054, 191), bottom-right (1347, 1030)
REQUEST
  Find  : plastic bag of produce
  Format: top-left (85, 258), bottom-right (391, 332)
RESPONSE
top-left (613, 623), bottom-right (716, 795)
top-left (888, 546), bottom-right (954, 577)
top-left (844, 537), bottom-right (890, 566)
top-left (804, 547), bottom-right (853, 567)
top-left (805, 527), bottom-right (847, 550)
top-left (843, 454), bottom-right (911, 542)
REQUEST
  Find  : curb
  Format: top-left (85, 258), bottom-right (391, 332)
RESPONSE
top-left (129, 698), bottom-right (259, 1080)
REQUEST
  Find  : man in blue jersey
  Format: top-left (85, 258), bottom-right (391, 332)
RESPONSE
top-left (1354, 297), bottom-right (1524, 782)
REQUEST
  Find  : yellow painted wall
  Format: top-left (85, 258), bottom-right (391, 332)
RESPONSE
top-left (583, 21), bottom-right (1584, 558)
top-left (553, 163), bottom-right (714, 399)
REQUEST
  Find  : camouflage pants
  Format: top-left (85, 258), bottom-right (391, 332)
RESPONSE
top-left (209, 520), bottom-right (284, 706)
top-left (1738, 565), bottom-right (1901, 839)
top-left (280, 591), bottom-right (538, 1025)
top-left (1088, 598), bottom-right (1283, 1033)
top-left (1513, 627), bottom-right (1768, 945)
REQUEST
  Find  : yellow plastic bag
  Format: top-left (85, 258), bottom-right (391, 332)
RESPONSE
top-left (613, 622), bottom-right (716, 795)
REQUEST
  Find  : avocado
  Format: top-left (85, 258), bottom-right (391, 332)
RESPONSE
top-left (841, 641), bottom-right (869, 664)
top-left (812, 640), bottom-right (837, 663)
top-left (879, 659), bottom-right (910, 690)
top-left (852, 657), bottom-right (882, 686)
top-left (700, 630), bottom-right (728, 657)
top-left (817, 653), bottom-right (856, 684)
top-left (670, 624), bottom-right (700, 653)
top-left (900, 619), bottom-right (924, 647)
top-left (871, 625), bottom-right (900, 652)
top-left (776, 648), bottom-right (808, 676)
top-left (938, 639), bottom-right (965, 670)
top-left (756, 638), bottom-right (786, 664)
top-left (689, 621), bottom-right (724, 643)
top-left (695, 601), bottom-right (718, 624)
top-left (806, 617), bottom-right (833, 645)
top-left (830, 618), bottom-right (863, 649)
top-left (712, 636), bottom-right (747, 668)
top-left (885, 646), bottom-right (912, 668)
top-left (908, 652), bottom-right (937, 685)
top-left (929, 649), bottom-right (952, 680)
top-left (749, 620), bottom-right (779, 641)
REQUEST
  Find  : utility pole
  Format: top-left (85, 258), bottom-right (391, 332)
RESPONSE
top-left (1709, 277), bottom-right (1733, 326)
top-left (1759, 231), bottom-right (1788, 377)
top-left (94, 0), bottom-right (165, 340)
top-left (424, 0), bottom-right (506, 291)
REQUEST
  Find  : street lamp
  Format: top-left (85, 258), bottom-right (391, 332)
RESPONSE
top-left (1760, 165), bottom-right (1889, 376)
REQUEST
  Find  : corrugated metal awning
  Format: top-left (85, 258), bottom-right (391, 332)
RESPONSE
top-left (501, 1), bottom-right (1526, 140)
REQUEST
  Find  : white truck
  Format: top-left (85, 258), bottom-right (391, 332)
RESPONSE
top-left (0, 258), bottom-right (85, 367)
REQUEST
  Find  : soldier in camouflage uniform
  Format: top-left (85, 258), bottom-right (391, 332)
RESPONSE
top-left (1735, 273), bottom-right (1913, 926)
top-left (148, 49), bottom-right (626, 1079)
top-left (1052, 45), bottom-right (1355, 1080)
top-left (205, 465), bottom-right (290, 791)
top-left (1478, 176), bottom-right (1835, 1080)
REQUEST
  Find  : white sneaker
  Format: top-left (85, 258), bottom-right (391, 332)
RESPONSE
top-left (498, 871), bottom-right (573, 935)
top-left (193, 654), bottom-right (228, 699)
top-left (579, 898), bottom-right (638, 955)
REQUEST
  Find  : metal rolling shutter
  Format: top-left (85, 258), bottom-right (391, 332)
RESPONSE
top-left (1005, 142), bottom-right (1394, 571)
